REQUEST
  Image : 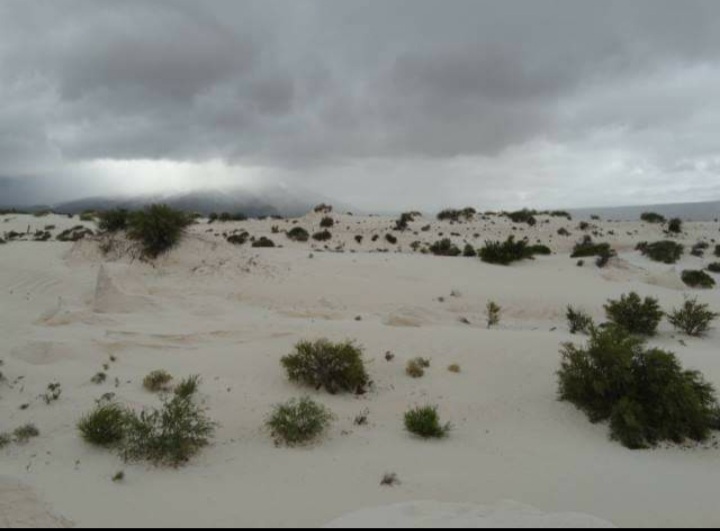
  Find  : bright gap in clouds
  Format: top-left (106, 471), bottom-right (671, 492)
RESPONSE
top-left (80, 159), bottom-right (271, 197)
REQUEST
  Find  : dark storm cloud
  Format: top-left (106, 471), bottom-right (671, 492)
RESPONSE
top-left (1, 0), bottom-right (719, 208)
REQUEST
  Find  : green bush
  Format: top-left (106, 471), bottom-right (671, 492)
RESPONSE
top-left (394, 212), bottom-right (416, 231)
top-left (571, 236), bottom-right (616, 267)
top-left (558, 325), bottom-right (719, 449)
top-left (707, 262), bottom-right (720, 273)
top-left (78, 403), bottom-right (128, 447)
top-left (143, 370), bottom-right (173, 393)
top-left (286, 227), bottom-right (309, 242)
top-left (604, 292), bottom-right (663, 336)
top-left (462, 244), bottom-right (477, 257)
top-left (527, 244), bottom-right (551, 255)
top-left (504, 209), bottom-right (537, 226)
top-left (636, 240), bottom-right (684, 264)
top-left (385, 233), bottom-right (398, 245)
top-left (13, 424), bottom-right (40, 444)
top-left (681, 270), bottom-right (716, 289)
top-left (98, 209), bottom-right (130, 233)
top-left (668, 297), bottom-right (719, 336)
top-left (251, 236), bottom-right (275, 248)
top-left (128, 204), bottom-right (189, 258)
top-left (429, 238), bottom-right (461, 257)
top-left (640, 212), bottom-right (666, 224)
top-left (404, 405), bottom-right (451, 439)
top-left (667, 218), bottom-right (682, 234)
top-left (281, 339), bottom-right (369, 394)
top-left (566, 306), bottom-right (593, 335)
top-left (226, 232), bottom-right (249, 245)
top-left (122, 378), bottom-right (215, 466)
top-left (715, 245), bottom-right (720, 258)
top-left (437, 208), bottom-right (475, 222)
top-left (319, 216), bottom-right (334, 228)
top-left (312, 229), bottom-right (332, 241)
top-left (266, 397), bottom-right (333, 446)
top-left (406, 357), bottom-right (430, 378)
top-left (479, 236), bottom-right (530, 265)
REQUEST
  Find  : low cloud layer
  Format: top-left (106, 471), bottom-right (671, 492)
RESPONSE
top-left (1, 0), bottom-right (719, 210)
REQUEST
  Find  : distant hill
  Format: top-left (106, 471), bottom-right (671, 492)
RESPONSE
top-left (0, 178), bottom-right (350, 218)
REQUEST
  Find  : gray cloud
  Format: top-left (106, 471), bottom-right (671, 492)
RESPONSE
top-left (1, 0), bottom-right (720, 209)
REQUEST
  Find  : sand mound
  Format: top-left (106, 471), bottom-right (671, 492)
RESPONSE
top-left (93, 264), bottom-right (157, 314)
top-left (384, 307), bottom-right (434, 327)
top-left (324, 500), bottom-right (615, 528)
top-left (0, 478), bottom-right (72, 528)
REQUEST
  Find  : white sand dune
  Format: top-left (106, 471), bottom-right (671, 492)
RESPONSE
top-left (1, 212), bottom-right (719, 527)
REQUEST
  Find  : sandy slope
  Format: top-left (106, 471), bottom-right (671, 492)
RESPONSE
top-left (0, 211), bottom-right (719, 528)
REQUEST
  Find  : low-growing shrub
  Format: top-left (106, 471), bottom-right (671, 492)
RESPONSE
top-left (486, 301), bottom-right (501, 327)
top-left (566, 306), bottom-right (593, 335)
top-left (668, 297), bottom-right (719, 336)
top-left (437, 208), bottom-right (475, 222)
top-left (667, 217), bottom-right (682, 234)
top-left (447, 364), bottom-right (461, 373)
top-left (404, 405), bottom-right (451, 439)
top-left (319, 216), bottom-right (334, 228)
top-left (691, 242), bottom-right (709, 257)
top-left (557, 227), bottom-right (570, 237)
top-left (143, 370), bottom-right (173, 393)
top-left (122, 378), bottom-right (215, 466)
top-left (558, 325), bottom-right (720, 449)
top-left (127, 204), bottom-right (189, 258)
top-left (226, 232), bottom-right (249, 245)
top-left (78, 403), bottom-right (128, 447)
top-left (707, 262), bottom-right (720, 273)
top-left (604, 292), bottom-right (663, 336)
top-left (462, 244), bottom-right (476, 257)
top-left (312, 229), bottom-right (332, 241)
top-left (266, 397), bottom-right (333, 446)
top-left (251, 236), bottom-right (275, 248)
top-left (527, 244), bottom-right (551, 255)
top-left (98, 209), bottom-right (130, 233)
top-left (636, 240), bottom-right (684, 264)
top-left (428, 238), bottom-right (461, 257)
top-left (681, 270), bottom-right (716, 289)
top-left (715, 245), bottom-right (720, 258)
top-left (286, 227), bottom-right (309, 242)
top-left (504, 209), bottom-right (537, 226)
top-left (479, 236), bottom-right (530, 265)
top-left (385, 233), bottom-right (398, 245)
top-left (571, 236), bottom-right (616, 267)
top-left (13, 424), bottom-right (40, 444)
top-left (406, 357), bottom-right (430, 378)
top-left (640, 212), bottom-right (666, 224)
top-left (281, 339), bottom-right (369, 394)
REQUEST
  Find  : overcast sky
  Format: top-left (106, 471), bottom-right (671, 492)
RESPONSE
top-left (1, 0), bottom-right (720, 211)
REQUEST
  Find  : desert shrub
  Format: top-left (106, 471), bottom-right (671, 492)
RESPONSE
top-left (667, 217), bottom-right (682, 234)
top-left (0, 433), bottom-right (11, 448)
top-left (98, 209), bottom-right (130, 233)
top-left (218, 212), bottom-right (247, 222)
top-left (286, 227), bottom-right (309, 242)
top-left (13, 424), bottom-right (40, 444)
top-left (0, 237), bottom-right (5, 245)
top-left (143, 370), bottom-right (173, 393)
top-left (604, 292), bottom-right (663, 336)
top-left (479, 236), bottom-right (530, 265)
top-left (557, 227), bottom-right (570, 236)
top-left (636, 240), bottom-right (684, 264)
top-left (78, 403), bottom-right (128, 447)
top-left (252, 236), bottom-right (275, 248)
top-left (281, 339), bottom-right (369, 394)
top-left (715, 245), bottom-right (720, 258)
top-left (668, 297), bottom-right (719, 336)
top-left (122, 384), bottom-right (215, 467)
top-left (319, 216), bottom-right (334, 228)
top-left (80, 211), bottom-right (96, 221)
top-left (226, 232), bottom-right (249, 245)
top-left (691, 241), bottom-right (709, 257)
top-left (486, 301), bottom-right (501, 327)
top-left (527, 244), bottom-right (551, 255)
top-left (447, 364), bottom-right (461, 373)
top-left (57, 226), bottom-right (94, 242)
top-left (707, 262), bottom-right (720, 273)
top-left (681, 270), bottom-right (716, 289)
top-left (571, 236), bottom-right (613, 259)
top-left (640, 212), bottom-right (666, 224)
top-left (91, 372), bottom-right (107, 385)
top-left (437, 208), bottom-right (475, 222)
top-left (312, 229), bottom-right (332, 241)
top-left (127, 204), bottom-right (189, 258)
top-left (406, 357), bottom-right (430, 378)
top-left (462, 244), bottom-right (476, 257)
top-left (404, 405), bottom-right (451, 439)
top-left (429, 238), bottom-right (461, 257)
top-left (385, 233), bottom-right (398, 245)
top-left (558, 325), bottom-right (719, 449)
top-left (578, 221), bottom-right (590, 231)
top-left (566, 306), bottom-right (593, 334)
top-left (354, 235), bottom-right (363, 244)
top-left (173, 375), bottom-right (201, 400)
top-left (394, 212), bottom-right (416, 231)
top-left (266, 397), bottom-right (333, 446)
top-left (505, 209), bottom-right (537, 226)
top-left (313, 203), bottom-right (333, 214)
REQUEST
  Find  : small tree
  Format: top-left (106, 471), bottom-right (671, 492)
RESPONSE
top-left (668, 297), bottom-right (719, 336)
top-left (604, 292), bottom-right (664, 336)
